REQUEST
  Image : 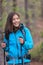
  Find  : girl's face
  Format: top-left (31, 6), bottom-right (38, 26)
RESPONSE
top-left (12, 14), bottom-right (20, 27)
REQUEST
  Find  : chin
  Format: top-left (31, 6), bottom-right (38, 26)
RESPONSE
top-left (14, 25), bottom-right (19, 27)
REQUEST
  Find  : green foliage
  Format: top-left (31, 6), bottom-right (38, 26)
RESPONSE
top-left (0, 21), bottom-right (3, 27)
top-left (2, 12), bottom-right (8, 30)
top-left (40, 31), bottom-right (43, 38)
top-left (13, 6), bottom-right (20, 12)
top-left (18, 7), bottom-right (25, 20)
top-left (2, 0), bottom-right (41, 23)
top-left (13, 6), bottom-right (25, 21)
top-left (28, 0), bottom-right (41, 20)
top-left (30, 42), bottom-right (43, 62)
top-left (2, 0), bottom-right (7, 8)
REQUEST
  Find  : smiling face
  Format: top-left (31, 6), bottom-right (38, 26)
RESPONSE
top-left (12, 14), bottom-right (20, 27)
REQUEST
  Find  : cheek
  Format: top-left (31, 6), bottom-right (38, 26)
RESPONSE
top-left (12, 20), bottom-right (15, 23)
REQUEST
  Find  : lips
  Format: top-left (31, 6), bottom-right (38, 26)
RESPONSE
top-left (14, 23), bottom-right (19, 25)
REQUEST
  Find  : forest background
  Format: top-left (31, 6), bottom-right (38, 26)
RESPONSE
top-left (0, 0), bottom-right (43, 65)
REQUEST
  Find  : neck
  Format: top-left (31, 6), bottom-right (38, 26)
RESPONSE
top-left (13, 26), bottom-right (20, 33)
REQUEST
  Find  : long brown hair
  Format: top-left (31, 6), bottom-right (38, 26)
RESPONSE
top-left (5, 12), bottom-right (20, 39)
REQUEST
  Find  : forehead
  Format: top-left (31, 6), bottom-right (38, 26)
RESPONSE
top-left (13, 14), bottom-right (19, 18)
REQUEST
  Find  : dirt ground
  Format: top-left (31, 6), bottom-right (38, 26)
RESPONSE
top-left (30, 61), bottom-right (43, 65)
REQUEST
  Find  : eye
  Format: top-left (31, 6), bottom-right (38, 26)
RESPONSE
top-left (13, 19), bottom-right (15, 20)
top-left (17, 18), bottom-right (19, 20)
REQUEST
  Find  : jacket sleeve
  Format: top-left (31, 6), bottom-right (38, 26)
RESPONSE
top-left (3, 35), bottom-right (8, 43)
top-left (3, 35), bottom-right (9, 51)
top-left (23, 27), bottom-right (34, 50)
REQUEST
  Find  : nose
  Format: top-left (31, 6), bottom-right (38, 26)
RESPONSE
top-left (15, 19), bottom-right (18, 22)
top-left (16, 19), bottom-right (17, 21)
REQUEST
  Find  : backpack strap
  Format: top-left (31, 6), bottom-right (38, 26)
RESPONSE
top-left (20, 24), bottom-right (31, 60)
top-left (20, 23), bottom-right (26, 41)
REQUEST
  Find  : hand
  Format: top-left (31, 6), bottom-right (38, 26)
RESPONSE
top-left (19, 38), bottom-right (24, 44)
top-left (1, 43), bottom-right (6, 48)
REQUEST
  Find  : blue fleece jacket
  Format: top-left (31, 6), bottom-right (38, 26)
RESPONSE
top-left (3, 26), bottom-right (34, 64)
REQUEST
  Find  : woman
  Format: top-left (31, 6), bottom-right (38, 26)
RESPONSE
top-left (1, 12), bottom-right (34, 65)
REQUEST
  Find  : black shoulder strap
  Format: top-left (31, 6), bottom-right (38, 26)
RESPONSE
top-left (20, 23), bottom-right (26, 41)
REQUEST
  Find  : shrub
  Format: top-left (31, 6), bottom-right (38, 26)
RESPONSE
top-left (30, 42), bottom-right (43, 62)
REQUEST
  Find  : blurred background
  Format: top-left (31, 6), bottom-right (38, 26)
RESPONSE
top-left (0, 0), bottom-right (43, 65)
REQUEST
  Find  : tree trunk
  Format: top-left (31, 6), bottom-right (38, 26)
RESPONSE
top-left (13, 0), bottom-right (17, 12)
top-left (41, 0), bottom-right (43, 18)
top-left (0, 0), bottom-right (2, 20)
top-left (25, 0), bottom-right (28, 20)
top-left (5, 0), bottom-right (13, 14)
